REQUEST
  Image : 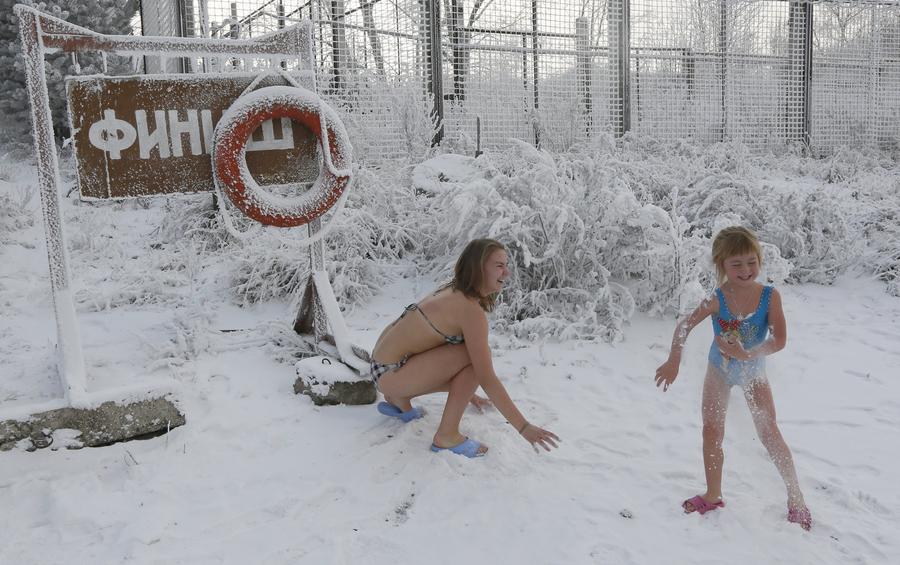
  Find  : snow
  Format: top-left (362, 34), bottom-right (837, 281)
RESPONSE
top-left (2, 271), bottom-right (899, 563)
top-left (3, 141), bottom-right (900, 563)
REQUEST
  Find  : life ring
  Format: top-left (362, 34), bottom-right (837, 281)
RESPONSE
top-left (212, 85), bottom-right (352, 227)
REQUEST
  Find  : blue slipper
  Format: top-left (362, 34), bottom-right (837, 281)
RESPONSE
top-left (430, 438), bottom-right (486, 458)
top-left (377, 401), bottom-right (423, 423)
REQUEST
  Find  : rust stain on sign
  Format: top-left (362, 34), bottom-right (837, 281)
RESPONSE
top-left (67, 74), bottom-right (319, 199)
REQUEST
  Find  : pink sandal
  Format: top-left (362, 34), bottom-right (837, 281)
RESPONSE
top-left (683, 495), bottom-right (725, 515)
top-left (788, 506), bottom-right (812, 530)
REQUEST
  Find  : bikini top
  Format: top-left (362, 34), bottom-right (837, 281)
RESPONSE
top-left (402, 303), bottom-right (465, 344)
top-left (711, 286), bottom-right (772, 350)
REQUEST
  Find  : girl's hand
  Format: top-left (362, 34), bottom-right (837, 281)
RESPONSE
top-left (716, 336), bottom-right (751, 360)
top-left (469, 393), bottom-right (492, 413)
top-left (520, 423), bottom-right (560, 452)
top-left (655, 358), bottom-right (679, 391)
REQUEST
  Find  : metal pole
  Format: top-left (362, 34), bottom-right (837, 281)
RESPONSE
top-left (684, 48), bottom-right (695, 138)
top-left (787, 1), bottom-right (811, 149)
top-left (531, 0), bottom-right (540, 146)
top-left (803, 3), bottom-right (812, 149)
top-left (576, 17), bottom-right (592, 135)
top-left (719, 0), bottom-right (727, 142)
top-left (16, 7), bottom-right (88, 406)
top-left (331, 0), bottom-right (346, 92)
top-left (609, 0), bottom-right (630, 137)
top-left (278, 0), bottom-right (287, 69)
top-left (450, 1), bottom-right (465, 101)
top-left (199, 0), bottom-right (210, 37)
top-left (426, 0), bottom-right (444, 145)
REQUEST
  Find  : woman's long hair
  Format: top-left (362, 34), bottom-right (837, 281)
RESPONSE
top-left (444, 238), bottom-right (506, 312)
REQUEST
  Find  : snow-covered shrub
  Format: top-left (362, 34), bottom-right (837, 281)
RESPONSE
top-left (757, 189), bottom-right (857, 284)
top-left (67, 199), bottom-right (202, 311)
top-left (410, 133), bottom-right (896, 341)
top-left (414, 140), bottom-right (685, 341)
top-left (0, 173), bottom-right (36, 234)
top-left (146, 307), bottom-right (214, 371)
top-left (153, 164), bottom-right (421, 309)
top-left (671, 155), bottom-right (854, 285)
top-left (847, 171), bottom-right (900, 297)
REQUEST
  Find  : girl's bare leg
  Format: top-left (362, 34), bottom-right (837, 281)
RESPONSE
top-left (743, 378), bottom-right (806, 510)
top-left (376, 344), bottom-right (486, 453)
top-left (687, 366), bottom-right (731, 510)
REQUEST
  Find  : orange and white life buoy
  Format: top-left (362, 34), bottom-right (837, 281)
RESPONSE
top-left (212, 85), bottom-right (352, 228)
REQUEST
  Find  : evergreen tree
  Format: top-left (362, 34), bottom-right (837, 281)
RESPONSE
top-left (0, 0), bottom-right (139, 142)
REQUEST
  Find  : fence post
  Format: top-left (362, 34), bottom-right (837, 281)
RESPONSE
top-left (531, 0), bottom-right (540, 146)
top-left (424, 0), bottom-right (444, 145)
top-left (576, 17), bottom-right (592, 135)
top-left (179, 0), bottom-right (194, 71)
top-left (609, 0), bottom-right (630, 137)
top-left (718, 0), bottom-right (727, 142)
top-left (787, 1), bottom-right (812, 148)
top-left (683, 48), bottom-right (695, 138)
top-left (330, 0), bottom-right (347, 93)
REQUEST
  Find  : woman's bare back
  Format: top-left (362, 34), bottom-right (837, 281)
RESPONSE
top-left (372, 288), bottom-right (473, 364)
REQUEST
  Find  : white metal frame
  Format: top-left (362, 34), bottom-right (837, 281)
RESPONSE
top-left (14, 4), bottom-right (364, 410)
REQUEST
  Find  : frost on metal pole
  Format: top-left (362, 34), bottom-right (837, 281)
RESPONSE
top-left (787, 1), bottom-right (812, 149)
top-left (718, 0), bottom-right (727, 142)
top-left (16, 6), bottom-right (88, 407)
top-left (423, 0), bottom-right (444, 146)
top-left (576, 16), bottom-right (592, 135)
top-left (609, 0), bottom-right (630, 137)
top-left (531, 0), bottom-right (541, 146)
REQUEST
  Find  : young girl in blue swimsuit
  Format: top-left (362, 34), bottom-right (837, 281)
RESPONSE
top-left (654, 226), bottom-right (812, 530)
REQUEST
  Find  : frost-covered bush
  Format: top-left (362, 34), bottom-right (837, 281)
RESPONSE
top-left (0, 174), bottom-right (36, 235)
top-left (756, 190), bottom-right (856, 284)
top-left (843, 169), bottom-right (900, 297)
top-left (67, 198), bottom-right (202, 311)
top-left (35, 130), bottom-right (900, 348)
top-left (153, 165), bottom-right (421, 309)
top-left (414, 140), bottom-right (694, 341)
top-left (408, 133), bottom-right (900, 341)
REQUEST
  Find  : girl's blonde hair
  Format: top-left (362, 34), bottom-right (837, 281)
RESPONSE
top-left (445, 238), bottom-right (507, 312)
top-left (712, 226), bottom-right (763, 284)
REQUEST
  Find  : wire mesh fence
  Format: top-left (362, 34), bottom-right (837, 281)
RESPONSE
top-left (135, 0), bottom-right (900, 159)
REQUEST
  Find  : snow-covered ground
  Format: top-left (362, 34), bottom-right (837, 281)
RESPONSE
top-left (2, 149), bottom-right (899, 564)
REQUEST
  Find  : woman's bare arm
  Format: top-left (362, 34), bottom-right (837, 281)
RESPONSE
top-left (460, 303), bottom-right (528, 431)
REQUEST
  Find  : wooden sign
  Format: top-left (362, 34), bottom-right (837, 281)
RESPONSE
top-left (66, 74), bottom-right (320, 199)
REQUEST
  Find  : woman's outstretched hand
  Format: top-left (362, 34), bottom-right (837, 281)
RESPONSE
top-left (520, 423), bottom-right (560, 453)
top-left (469, 393), bottom-right (492, 413)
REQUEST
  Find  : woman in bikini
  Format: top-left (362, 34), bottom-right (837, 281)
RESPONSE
top-left (371, 238), bottom-right (560, 458)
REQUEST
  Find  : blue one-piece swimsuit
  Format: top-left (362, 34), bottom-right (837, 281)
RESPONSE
top-left (708, 286), bottom-right (772, 387)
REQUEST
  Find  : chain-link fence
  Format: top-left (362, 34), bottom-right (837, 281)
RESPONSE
top-left (138, 0), bottom-right (900, 158)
